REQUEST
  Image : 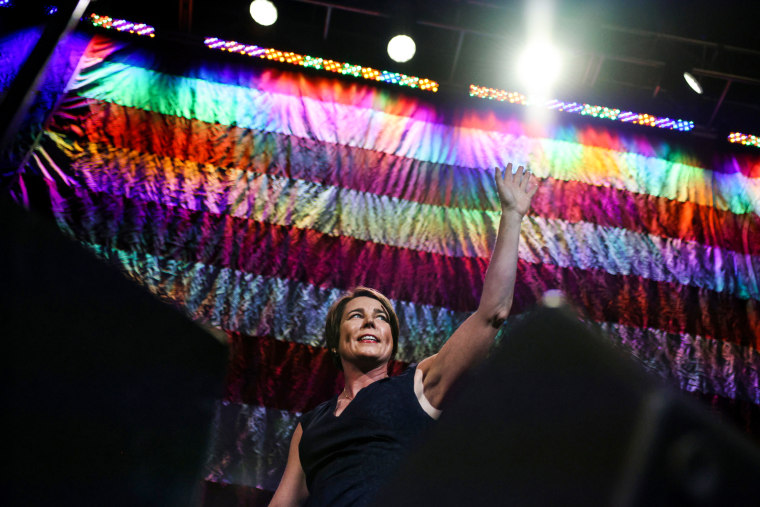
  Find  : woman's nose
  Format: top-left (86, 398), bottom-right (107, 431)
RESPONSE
top-left (362, 316), bottom-right (376, 327)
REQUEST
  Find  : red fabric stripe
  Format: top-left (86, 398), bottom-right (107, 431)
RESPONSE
top-left (224, 332), bottom-right (340, 412)
top-left (224, 333), bottom-right (407, 412)
top-left (63, 190), bottom-right (759, 347)
top-left (531, 180), bottom-right (759, 256)
top-left (53, 99), bottom-right (760, 255)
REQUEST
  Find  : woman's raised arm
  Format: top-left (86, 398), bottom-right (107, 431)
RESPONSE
top-left (418, 163), bottom-right (538, 409)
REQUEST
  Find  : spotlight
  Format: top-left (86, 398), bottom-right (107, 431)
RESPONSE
top-left (683, 71), bottom-right (703, 94)
top-left (516, 40), bottom-right (562, 97)
top-left (249, 0), bottom-right (277, 27)
top-left (387, 34), bottom-right (416, 63)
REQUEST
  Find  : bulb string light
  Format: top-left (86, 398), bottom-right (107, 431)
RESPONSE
top-left (83, 13), bottom-right (757, 145)
top-left (87, 13), bottom-right (156, 37)
top-left (203, 37), bottom-right (438, 92)
top-left (728, 132), bottom-right (760, 148)
top-left (469, 84), bottom-right (695, 132)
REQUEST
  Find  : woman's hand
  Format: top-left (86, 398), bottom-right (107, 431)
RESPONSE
top-left (494, 163), bottom-right (538, 218)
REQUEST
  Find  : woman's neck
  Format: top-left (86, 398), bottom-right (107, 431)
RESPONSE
top-left (340, 362), bottom-right (388, 399)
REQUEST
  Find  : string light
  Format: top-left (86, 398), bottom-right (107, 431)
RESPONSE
top-left (470, 84), bottom-right (694, 132)
top-left (86, 13), bottom-right (156, 38)
top-left (468, 85), bottom-right (527, 105)
top-left (83, 13), bottom-right (754, 140)
top-left (204, 37), bottom-right (438, 92)
top-left (728, 132), bottom-right (760, 148)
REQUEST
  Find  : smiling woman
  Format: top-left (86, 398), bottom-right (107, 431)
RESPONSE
top-left (269, 163), bottom-right (539, 507)
top-left (331, 294), bottom-right (399, 417)
top-left (328, 289), bottom-right (397, 370)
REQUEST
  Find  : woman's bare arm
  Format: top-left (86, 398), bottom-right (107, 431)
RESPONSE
top-left (419, 163), bottom-right (537, 408)
top-left (269, 423), bottom-right (309, 507)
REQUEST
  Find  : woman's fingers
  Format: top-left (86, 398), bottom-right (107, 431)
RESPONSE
top-left (495, 162), bottom-right (535, 195)
top-left (526, 172), bottom-right (539, 197)
top-left (521, 167), bottom-right (531, 190)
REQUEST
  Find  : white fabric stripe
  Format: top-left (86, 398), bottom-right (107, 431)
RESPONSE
top-left (79, 243), bottom-right (470, 360)
top-left (598, 321), bottom-right (760, 404)
top-left (203, 401), bottom-right (300, 491)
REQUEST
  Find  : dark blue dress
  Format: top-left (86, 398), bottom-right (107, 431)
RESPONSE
top-left (298, 365), bottom-right (436, 506)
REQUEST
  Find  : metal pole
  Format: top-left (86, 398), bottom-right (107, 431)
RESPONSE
top-left (323, 5), bottom-right (332, 40)
top-left (0, 0), bottom-right (91, 168)
top-left (447, 30), bottom-right (465, 83)
top-left (708, 80), bottom-right (732, 128)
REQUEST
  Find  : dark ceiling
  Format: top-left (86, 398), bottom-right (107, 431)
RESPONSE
top-left (9, 0), bottom-right (760, 138)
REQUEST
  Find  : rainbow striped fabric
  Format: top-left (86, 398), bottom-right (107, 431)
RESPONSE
top-left (13, 33), bottom-right (760, 500)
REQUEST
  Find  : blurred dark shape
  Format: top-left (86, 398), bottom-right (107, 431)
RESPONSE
top-left (1, 198), bottom-right (228, 506)
top-left (376, 299), bottom-right (760, 506)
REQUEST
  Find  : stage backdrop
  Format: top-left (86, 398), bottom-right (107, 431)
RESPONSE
top-left (4, 32), bottom-right (759, 504)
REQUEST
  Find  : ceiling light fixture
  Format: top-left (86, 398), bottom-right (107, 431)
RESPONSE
top-left (249, 0), bottom-right (277, 27)
top-left (683, 71), bottom-right (703, 94)
top-left (516, 0), bottom-right (562, 100)
top-left (516, 41), bottom-right (562, 98)
top-left (387, 34), bottom-right (416, 63)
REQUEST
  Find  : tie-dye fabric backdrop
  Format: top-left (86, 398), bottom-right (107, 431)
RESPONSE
top-left (5, 32), bottom-right (760, 503)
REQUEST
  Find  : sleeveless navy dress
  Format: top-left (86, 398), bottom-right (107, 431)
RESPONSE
top-left (298, 365), bottom-right (436, 506)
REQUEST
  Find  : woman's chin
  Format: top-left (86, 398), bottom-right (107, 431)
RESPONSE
top-left (344, 354), bottom-right (391, 371)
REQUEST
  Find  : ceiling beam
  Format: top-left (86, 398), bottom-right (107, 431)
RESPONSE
top-left (691, 68), bottom-right (760, 87)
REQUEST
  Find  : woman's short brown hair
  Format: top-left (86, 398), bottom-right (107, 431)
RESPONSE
top-left (324, 286), bottom-right (399, 370)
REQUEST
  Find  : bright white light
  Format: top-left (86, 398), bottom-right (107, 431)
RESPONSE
top-left (517, 0), bottom-right (561, 102)
top-left (683, 71), bottom-right (703, 94)
top-left (250, 0), bottom-right (277, 26)
top-left (387, 34), bottom-right (416, 63)
top-left (516, 41), bottom-right (562, 98)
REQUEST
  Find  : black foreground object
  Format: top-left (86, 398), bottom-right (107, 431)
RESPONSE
top-left (375, 302), bottom-right (760, 506)
top-left (1, 199), bottom-right (228, 506)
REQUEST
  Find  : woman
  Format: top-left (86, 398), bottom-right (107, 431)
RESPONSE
top-left (270, 163), bottom-right (538, 506)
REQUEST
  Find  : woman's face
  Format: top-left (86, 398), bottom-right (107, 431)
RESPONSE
top-left (337, 296), bottom-right (394, 368)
